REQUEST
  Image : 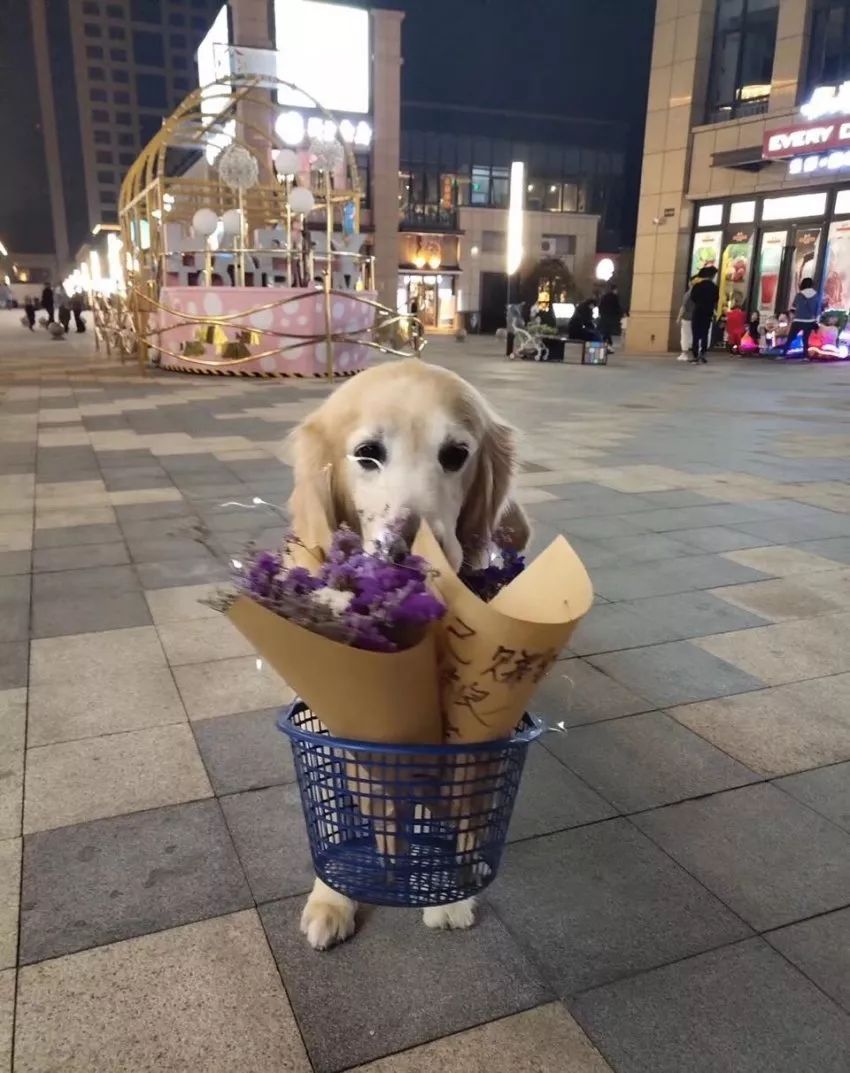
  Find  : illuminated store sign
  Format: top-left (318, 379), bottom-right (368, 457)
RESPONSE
top-left (788, 150), bottom-right (850, 177)
top-left (763, 84), bottom-right (850, 160)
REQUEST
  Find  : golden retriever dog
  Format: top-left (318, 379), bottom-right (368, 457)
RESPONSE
top-left (288, 358), bottom-right (529, 950)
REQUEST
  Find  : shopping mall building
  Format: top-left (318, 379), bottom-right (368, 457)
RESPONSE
top-left (630, 0), bottom-right (850, 353)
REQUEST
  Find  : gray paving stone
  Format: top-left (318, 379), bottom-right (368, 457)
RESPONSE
top-left (588, 641), bottom-right (763, 708)
top-left (634, 784), bottom-right (850, 930)
top-left (220, 784), bottom-right (314, 902)
top-left (136, 557), bottom-right (230, 588)
top-left (19, 799), bottom-right (251, 964)
top-left (193, 708), bottom-right (295, 795)
top-left (618, 503), bottom-right (768, 532)
top-left (32, 564), bottom-right (139, 599)
top-left (671, 525), bottom-right (773, 553)
top-left (590, 555), bottom-right (769, 601)
top-left (737, 514), bottom-right (850, 543)
top-left (127, 536), bottom-right (213, 563)
top-left (113, 500), bottom-right (192, 523)
top-left (547, 711), bottom-right (760, 812)
top-left (32, 542), bottom-right (129, 572)
top-left (259, 898), bottom-right (551, 1073)
top-left (768, 908), bottom-right (850, 1014)
top-left (31, 590), bottom-right (152, 638)
top-left (573, 939), bottom-right (850, 1073)
top-left (33, 522), bottom-right (123, 548)
top-left (508, 740), bottom-right (616, 841)
top-left (529, 492), bottom-right (656, 522)
top-left (0, 643), bottom-right (28, 689)
top-left (775, 762), bottom-right (850, 833)
top-left (797, 537), bottom-right (850, 565)
top-left (486, 820), bottom-right (751, 995)
top-left (0, 550), bottom-right (32, 576)
top-left (0, 601), bottom-right (30, 642)
top-left (532, 659), bottom-right (654, 727)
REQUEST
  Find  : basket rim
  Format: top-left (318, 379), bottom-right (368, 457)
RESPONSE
top-left (277, 699), bottom-right (545, 756)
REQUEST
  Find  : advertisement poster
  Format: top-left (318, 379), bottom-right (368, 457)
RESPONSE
top-left (755, 230), bottom-right (787, 317)
top-left (717, 227), bottom-right (755, 314)
top-left (823, 220), bottom-right (850, 311)
top-left (690, 231), bottom-right (722, 278)
top-left (786, 228), bottom-right (822, 309)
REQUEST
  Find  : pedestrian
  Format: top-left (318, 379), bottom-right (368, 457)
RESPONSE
top-left (724, 301), bottom-right (747, 352)
top-left (70, 291), bottom-right (86, 332)
top-left (783, 277), bottom-right (819, 357)
top-left (688, 266), bottom-right (719, 363)
top-left (567, 298), bottom-right (602, 343)
top-left (23, 295), bottom-right (35, 330)
top-left (58, 302), bottom-right (71, 333)
top-left (41, 283), bottom-right (55, 324)
top-left (598, 284), bottom-right (623, 352)
top-left (675, 280), bottom-right (695, 361)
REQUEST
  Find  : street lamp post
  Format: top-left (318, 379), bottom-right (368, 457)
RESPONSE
top-left (505, 160), bottom-right (525, 356)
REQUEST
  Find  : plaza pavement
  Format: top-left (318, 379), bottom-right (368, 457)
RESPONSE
top-left (2, 310), bottom-right (850, 1071)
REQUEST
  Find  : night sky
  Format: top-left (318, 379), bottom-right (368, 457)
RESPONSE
top-left (370, 0), bottom-right (657, 240)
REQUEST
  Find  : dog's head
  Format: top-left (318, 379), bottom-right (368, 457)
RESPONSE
top-left (287, 360), bottom-right (529, 569)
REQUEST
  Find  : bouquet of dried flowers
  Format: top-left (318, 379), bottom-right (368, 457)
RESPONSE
top-left (214, 526), bottom-right (445, 654)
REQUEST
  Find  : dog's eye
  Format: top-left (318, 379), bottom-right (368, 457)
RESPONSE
top-left (353, 441), bottom-right (386, 471)
top-left (438, 442), bottom-right (470, 473)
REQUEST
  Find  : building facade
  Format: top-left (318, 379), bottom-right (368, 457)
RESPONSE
top-left (0, 0), bottom-right (221, 283)
top-left (631, 0), bottom-right (850, 353)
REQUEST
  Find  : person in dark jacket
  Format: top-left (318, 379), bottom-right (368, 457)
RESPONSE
top-left (41, 284), bottom-right (55, 324)
top-left (70, 292), bottom-right (86, 332)
top-left (783, 278), bottom-right (819, 356)
top-left (58, 302), bottom-right (71, 333)
top-left (23, 296), bottom-right (35, 330)
top-left (688, 266), bottom-right (719, 363)
top-left (598, 285), bottom-right (623, 350)
top-left (567, 299), bottom-right (602, 342)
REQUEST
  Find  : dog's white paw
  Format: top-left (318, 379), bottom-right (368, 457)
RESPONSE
top-left (300, 881), bottom-right (357, 950)
top-left (423, 897), bottom-right (476, 931)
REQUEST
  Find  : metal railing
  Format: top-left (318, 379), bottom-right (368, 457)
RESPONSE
top-left (399, 204), bottom-right (458, 231)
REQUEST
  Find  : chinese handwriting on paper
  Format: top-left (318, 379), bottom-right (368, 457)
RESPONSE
top-left (482, 645), bottom-right (557, 685)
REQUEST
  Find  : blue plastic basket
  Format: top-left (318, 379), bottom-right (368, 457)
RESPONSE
top-left (278, 700), bottom-right (543, 908)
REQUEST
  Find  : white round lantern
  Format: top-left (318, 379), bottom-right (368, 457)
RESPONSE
top-left (276, 110), bottom-right (305, 147)
top-left (288, 186), bottom-right (315, 215)
top-left (221, 208), bottom-right (243, 235)
top-left (192, 208), bottom-right (219, 237)
top-left (274, 148), bottom-right (299, 177)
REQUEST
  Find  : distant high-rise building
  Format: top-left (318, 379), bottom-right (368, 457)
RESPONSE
top-left (0, 0), bottom-right (221, 280)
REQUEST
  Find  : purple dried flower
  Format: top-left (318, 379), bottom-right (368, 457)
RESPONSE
top-left (460, 545), bottom-right (526, 602)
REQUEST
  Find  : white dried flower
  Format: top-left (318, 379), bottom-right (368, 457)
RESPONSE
top-left (218, 145), bottom-right (259, 191)
top-left (309, 137), bottom-right (344, 172)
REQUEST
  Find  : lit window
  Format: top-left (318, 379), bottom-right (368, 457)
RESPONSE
top-left (729, 199), bottom-right (756, 223)
top-left (762, 192), bottom-right (828, 220)
top-left (562, 183), bottom-right (579, 212)
top-left (697, 203), bottom-right (724, 227)
top-left (835, 189), bottom-right (850, 215)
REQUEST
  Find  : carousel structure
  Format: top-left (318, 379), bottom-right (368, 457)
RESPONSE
top-left (100, 72), bottom-right (421, 376)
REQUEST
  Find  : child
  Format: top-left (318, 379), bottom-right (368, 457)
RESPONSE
top-left (739, 312), bottom-right (761, 355)
top-left (724, 302), bottom-right (747, 352)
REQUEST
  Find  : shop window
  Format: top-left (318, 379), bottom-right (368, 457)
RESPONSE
top-left (698, 203), bottom-right (724, 227)
top-left (543, 234), bottom-right (576, 256)
top-left (706, 0), bottom-right (778, 123)
top-left (481, 230), bottom-right (505, 254)
top-left (470, 167), bottom-right (490, 206)
top-left (543, 183), bottom-right (562, 212)
top-left (729, 200), bottom-right (756, 223)
top-left (762, 192), bottom-right (828, 220)
top-left (835, 189), bottom-right (850, 214)
top-left (491, 167), bottom-right (509, 207)
top-left (806, 0), bottom-right (850, 95)
top-left (562, 182), bottom-right (579, 212)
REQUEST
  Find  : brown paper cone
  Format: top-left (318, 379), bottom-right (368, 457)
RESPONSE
top-left (413, 523), bottom-right (593, 744)
top-left (227, 595), bottom-right (444, 745)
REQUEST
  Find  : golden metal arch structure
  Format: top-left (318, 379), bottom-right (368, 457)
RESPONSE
top-left (117, 72), bottom-right (424, 377)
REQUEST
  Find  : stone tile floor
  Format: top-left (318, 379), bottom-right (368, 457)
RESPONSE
top-left (2, 312), bottom-right (850, 1070)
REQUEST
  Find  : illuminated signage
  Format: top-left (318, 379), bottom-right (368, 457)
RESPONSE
top-left (788, 150), bottom-right (850, 177)
top-left (274, 0), bottom-right (370, 114)
top-left (275, 111), bottom-right (371, 147)
top-left (764, 84), bottom-right (850, 161)
top-left (801, 82), bottom-right (850, 121)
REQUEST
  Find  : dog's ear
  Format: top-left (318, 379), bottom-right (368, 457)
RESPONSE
top-left (456, 419), bottom-right (518, 564)
top-left (286, 417), bottom-right (338, 549)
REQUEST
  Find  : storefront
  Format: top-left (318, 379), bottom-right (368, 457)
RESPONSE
top-left (396, 272), bottom-right (458, 330)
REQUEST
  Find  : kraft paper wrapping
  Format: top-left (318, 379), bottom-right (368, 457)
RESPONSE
top-left (413, 523), bottom-right (594, 744)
